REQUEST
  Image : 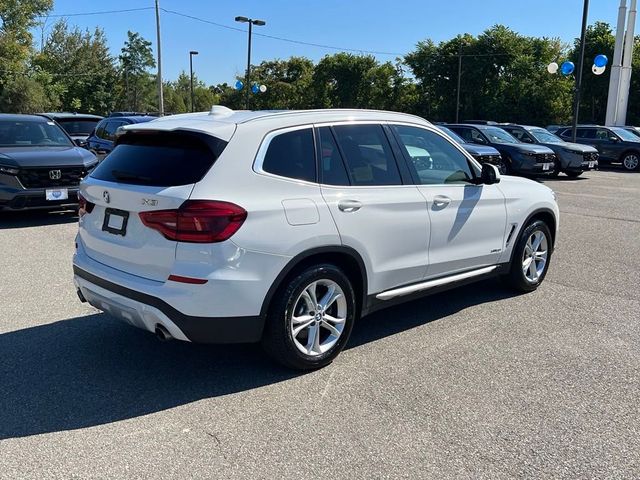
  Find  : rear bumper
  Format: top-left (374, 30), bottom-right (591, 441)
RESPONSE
top-left (74, 265), bottom-right (265, 343)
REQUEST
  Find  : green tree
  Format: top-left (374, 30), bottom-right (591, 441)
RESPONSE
top-left (569, 22), bottom-right (616, 124)
top-left (163, 71), bottom-right (218, 114)
top-left (118, 31), bottom-right (156, 112)
top-left (405, 26), bottom-right (573, 125)
top-left (248, 57), bottom-right (315, 109)
top-left (34, 20), bottom-right (117, 114)
top-left (0, 0), bottom-right (53, 106)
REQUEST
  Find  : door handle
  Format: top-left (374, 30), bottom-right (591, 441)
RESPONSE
top-left (433, 195), bottom-right (451, 208)
top-left (338, 200), bottom-right (362, 213)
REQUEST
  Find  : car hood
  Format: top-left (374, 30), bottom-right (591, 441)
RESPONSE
top-left (498, 173), bottom-right (555, 200)
top-left (462, 144), bottom-right (500, 156)
top-left (0, 146), bottom-right (96, 168)
top-left (494, 143), bottom-right (554, 154)
top-left (541, 142), bottom-right (597, 153)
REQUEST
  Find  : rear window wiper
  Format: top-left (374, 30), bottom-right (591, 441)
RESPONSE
top-left (111, 170), bottom-right (153, 184)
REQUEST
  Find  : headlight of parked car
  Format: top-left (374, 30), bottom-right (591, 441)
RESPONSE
top-left (0, 164), bottom-right (19, 175)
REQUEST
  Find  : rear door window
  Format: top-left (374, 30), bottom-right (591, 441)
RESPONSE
top-left (90, 131), bottom-right (227, 187)
top-left (261, 128), bottom-right (316, 183)
top-left (332, 124), bottom-right (402, 186)
top-left (102, 121), bottom-right (124, 141)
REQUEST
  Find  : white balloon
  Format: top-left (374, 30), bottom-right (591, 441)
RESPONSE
top-left (259, 84), bottom-right (267, 93)
top-left (592, 64), bottom-right (606, 75)
top-left (547, 62), bottom-right (559, 74)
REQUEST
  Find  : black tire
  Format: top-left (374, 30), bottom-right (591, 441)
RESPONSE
top-left (565, 170), bottom-right (582, 178)
top-left (620, 151), bottom-right (640, 171)
top-left (261, 264), bottom-right (356, 370)
top-left (502, 220), bottom-right (553, 293)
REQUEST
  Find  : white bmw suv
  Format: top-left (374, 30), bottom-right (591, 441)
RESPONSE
top-left (73, 108), bottom-right (559, 370)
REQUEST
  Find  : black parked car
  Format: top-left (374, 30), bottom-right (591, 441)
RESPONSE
top-left (447, 124), bottom-right (557, 176)
top-left (39, 112), bottom-right (103, 147)
top-left (500, 124), bottom-right (598, 178)
top-left (86, 115), bottom-right (156, 161)
top-left (0, 114), bottom-right (97, 211)
top-left (436, 125), bottom-right (506, 173)
top-left (556, 125), bottom-right (640, 171)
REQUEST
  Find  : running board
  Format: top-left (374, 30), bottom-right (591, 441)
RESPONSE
top-left (375, 266), bottom-right (498, 301)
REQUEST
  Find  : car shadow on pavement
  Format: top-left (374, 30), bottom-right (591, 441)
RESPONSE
top-left (0, 209), bottom-right (78, 229)
top-left (0, 279), bottom-right (516, 440)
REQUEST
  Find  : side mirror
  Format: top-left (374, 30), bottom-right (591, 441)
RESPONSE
top-left (609, 136), bottom-right (619, 142)
top-left (480, 163), bottom-right (500, 185)
top-left (521, 137), bottom-right (533, 143)
top-left (74, 139), bottom-right (87, 148)
top-left (474, 137), bottom-right (487, 145)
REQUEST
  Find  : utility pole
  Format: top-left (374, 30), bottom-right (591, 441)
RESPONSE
top-left (456, 46), bottom-right (462, 123)
top-left (246, 21), bottom-right (253, 110)
top-left (189, 51), bottom-right (199, 112)
top-left (155, 0), bottom-right (164, 116)
top-left (571, 0), bottom-right (590, 143)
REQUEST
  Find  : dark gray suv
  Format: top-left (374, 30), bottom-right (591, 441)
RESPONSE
top-left (447, 124), bottom-right (557, 177)
top-left (556, 126), bottom-right (640, 172)
top-left (501, 125), bottom-right (598, 178)
top-left (0, 114), bottom-right (97, 210)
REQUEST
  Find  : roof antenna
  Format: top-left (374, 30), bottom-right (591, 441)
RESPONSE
top-left (209, 106), bottom-right (234, 117)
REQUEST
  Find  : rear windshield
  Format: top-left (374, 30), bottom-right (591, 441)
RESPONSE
top-left (90, 131), bottom-right (227, 187)
top-left (56, 119), bottom-right (101, 135)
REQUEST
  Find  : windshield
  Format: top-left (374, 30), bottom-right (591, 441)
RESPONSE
top-left (56, 119), bottom-right (100, 136)
top-left (436, 126), bottom-right (466, 144)
top-left (0, 120), bottom-right (73, 147)
top-left (529, 128), bottom-right (564, 144)
top-left (483, 127), bottom-right (519, 144)
top-left (610, 127), bottom-right (640, 142)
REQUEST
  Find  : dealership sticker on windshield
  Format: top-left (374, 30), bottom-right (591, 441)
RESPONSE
top-left (45, 188), bottom-right (68, 201)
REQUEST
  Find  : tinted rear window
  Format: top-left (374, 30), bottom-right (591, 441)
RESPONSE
top-left (56, 119), bottom-right (100, 135)
top-left (90, 131), bottom-right (227, 187)
top-left (262, 128), bottom-right (316, 182)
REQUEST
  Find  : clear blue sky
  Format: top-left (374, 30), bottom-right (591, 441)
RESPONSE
top-left (41, 0), bottom-right (624, 86)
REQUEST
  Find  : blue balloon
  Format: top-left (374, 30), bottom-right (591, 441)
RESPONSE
top-left (561, 61), bottom-right (575, 76)
top-left (251, 84), bottom-right (259, 94)
top-left (594, 54), bottom-right (608, 68)
top-left (234, 80), bottom-right (244, 90)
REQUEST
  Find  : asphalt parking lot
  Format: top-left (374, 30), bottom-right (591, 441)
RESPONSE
top-left (0, 168), bottom-right (638, 479)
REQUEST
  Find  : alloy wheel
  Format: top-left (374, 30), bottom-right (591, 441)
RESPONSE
top-left (522, 230), bottom-right (548, 283)
top-left (290, 279), bottom-right (347, 356)
top-left (622, 153), bottom-right (639, 171)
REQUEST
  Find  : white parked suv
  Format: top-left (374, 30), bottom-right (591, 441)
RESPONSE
top-left (73, 108), bottom-right (559, 370)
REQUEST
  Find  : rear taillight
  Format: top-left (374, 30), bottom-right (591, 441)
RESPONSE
top-left (139, 200), bottom-right (247, 243)
top-left (78, 193), bottom-right (95, 217)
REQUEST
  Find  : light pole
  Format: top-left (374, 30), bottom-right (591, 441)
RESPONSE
top-left (189, 50), bottom-right (198, 112)
top-left (571, 0), bottom-right (590, 142)
top-left (235, 16), bottom-right (266, 110)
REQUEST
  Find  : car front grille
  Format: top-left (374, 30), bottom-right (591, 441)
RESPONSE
top-left (17, 166), bottom-right (89, 189)
top-left (474, 154), bottom-right (502, 164)
top-left (583, 152), bottom-right (599, 162)
top-left (535, 153), bottom-right (556, 162)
